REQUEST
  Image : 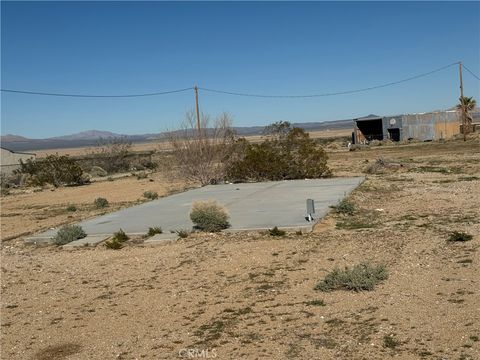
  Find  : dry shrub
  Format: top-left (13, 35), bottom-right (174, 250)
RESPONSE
top-left (143, 190), bottom-right (158, 200)
top-left (315, 263), bottom-right (388, 292)
top-left (190, 200), bottom-right (230, 232)
top-left (268, 226), bottom-right (286, 236)
top-left (87, 138), bottom-right (132, 173)
top-left (147, 227), bottom-right (163, 236)
top-left (365, 158), bottom-right (403, 174)
top-left (94, 197), bottom-right (109, 208)
top-left (326, 142), bottom-right (341, 150)
top-left (89, 166), bottom-right (107, 177)
top-left (52, 225), bottom-right (86, 245)
top-left (167, 111), bottom-right (240, 186)
top-left (334, 199), bottom-right (356, 215)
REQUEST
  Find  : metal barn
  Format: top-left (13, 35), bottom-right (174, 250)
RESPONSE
top-left (353, 110), bottom-right (460, 143)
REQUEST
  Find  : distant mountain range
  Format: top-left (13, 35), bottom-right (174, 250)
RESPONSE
top-left (49, 130), bottom-right (123, 141)
top-left (0, 119), bottom-right (354, 152)
top-left (3, 107), bottom-right (475, 152)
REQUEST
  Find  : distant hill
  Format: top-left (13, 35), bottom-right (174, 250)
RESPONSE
top-left (49, 130), bottom-right (124, 141)
top-left (1, 119), bottom-right (354, 152)
top-left (1, 134), bottom-right (30, 142)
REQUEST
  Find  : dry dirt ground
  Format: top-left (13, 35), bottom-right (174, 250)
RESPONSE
top-left (1, 173), bottom-right (190, 240)
top-left (1, 138), bottom-right (479, 360)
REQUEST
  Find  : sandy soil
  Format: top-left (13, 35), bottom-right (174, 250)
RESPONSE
top-left (1, 138), bottom-right (479, 360)
top-left (0, 173), bottom-right (190, 240)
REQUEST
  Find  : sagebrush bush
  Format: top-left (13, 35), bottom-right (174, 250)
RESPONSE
top-left (112, 229), bottom-right (129, 242)
top-left (94, 197), bottom-right (109, 208)
top-left (147, 227), bottom-right (163, 236)
top-left (52, 225), bottom-right (86, 245)
top-left (315, 263), bottom-right (388, 292)
top-left (335, 199), bottom-right (355, 215)
top-left (143, 191), bottom-right (159, 200)
top-left (190, 201), bottom-right (230, 232)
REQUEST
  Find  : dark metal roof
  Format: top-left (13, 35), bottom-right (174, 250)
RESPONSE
top-left (354, 114), bottom-right (382, 122)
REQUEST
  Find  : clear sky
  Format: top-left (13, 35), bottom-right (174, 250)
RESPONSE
top-left (1, 1), bottom-right (479, 138)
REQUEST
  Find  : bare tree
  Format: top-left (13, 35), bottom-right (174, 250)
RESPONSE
top-left (87, 137), bottom-right (132, 173)
top-left (167, 111), bottom-right (239, 186)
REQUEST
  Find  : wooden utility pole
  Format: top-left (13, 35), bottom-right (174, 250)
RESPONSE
top-left (194, 85), bottom-right (201, 135)
top-left (459, 62), bottom-right (466, 141)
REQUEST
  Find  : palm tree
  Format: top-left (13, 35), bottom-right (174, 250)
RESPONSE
top-left (457, 96), bottom-right (477, 134)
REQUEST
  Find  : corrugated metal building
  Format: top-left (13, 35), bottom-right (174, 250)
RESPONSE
top-left (0, 147), bottom-right (36, 176)
top-left (353, 110), bottom-right (460, 143)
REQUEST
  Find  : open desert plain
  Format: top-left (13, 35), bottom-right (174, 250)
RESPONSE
top-left (1, 136), bottom-right (479, 360)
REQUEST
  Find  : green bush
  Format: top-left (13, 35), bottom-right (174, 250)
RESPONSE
top-left (17, 155), bottom-right (84, 187)
top-left (448, 231), bottom-right (473, 242)
top-left (335, 199), bottom-right (356, 215)
top-left (143, 191), bottom-right (159, 200)
top-left (268, 226), bottom-right (286, 236)
top-left (112, 229), bottom-right (129, 242)
top-left (190, 200), bottom-right (230, 232)
top-left (226, 125), bottom-right (331, 182)
top-left (66, 204), bottom-right (77, 212)
top-left (94, 197), bottom-right (109, 208)
top-left (147, 227), bottom-right (163, 236)
top-left (315, 263), bottom-right (388, 292)
top-left (52, 225), bottom-right (86, 245)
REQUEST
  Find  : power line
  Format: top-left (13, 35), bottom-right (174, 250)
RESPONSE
top-left (199, 62), bottom-right (460, 98)
top-left (463, 64), bottom-right (480, 81)
top-left (0, 87), bottom-right (193, 98)
top-left (1, 61), bottom-right (471, 99)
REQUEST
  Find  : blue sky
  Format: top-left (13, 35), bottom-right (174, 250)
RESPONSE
top-left (1, 1), bottom-right (479, 138)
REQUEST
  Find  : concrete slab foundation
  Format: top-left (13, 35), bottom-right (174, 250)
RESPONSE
top-left (30, 177), bottom-right (364, 239)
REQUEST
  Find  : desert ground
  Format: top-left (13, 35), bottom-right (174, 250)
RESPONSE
top-left (1, 135), bottom-right (479, 360)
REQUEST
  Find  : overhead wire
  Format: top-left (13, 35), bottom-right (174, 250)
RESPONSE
top-left (0, 87), bottom-right (193, 98)
top-left (198, 62), bottom-right (460, 98)
top-left (463, 64), bottom-right (480, 81)
top-left (1, 61), bottom-right (475, 99)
